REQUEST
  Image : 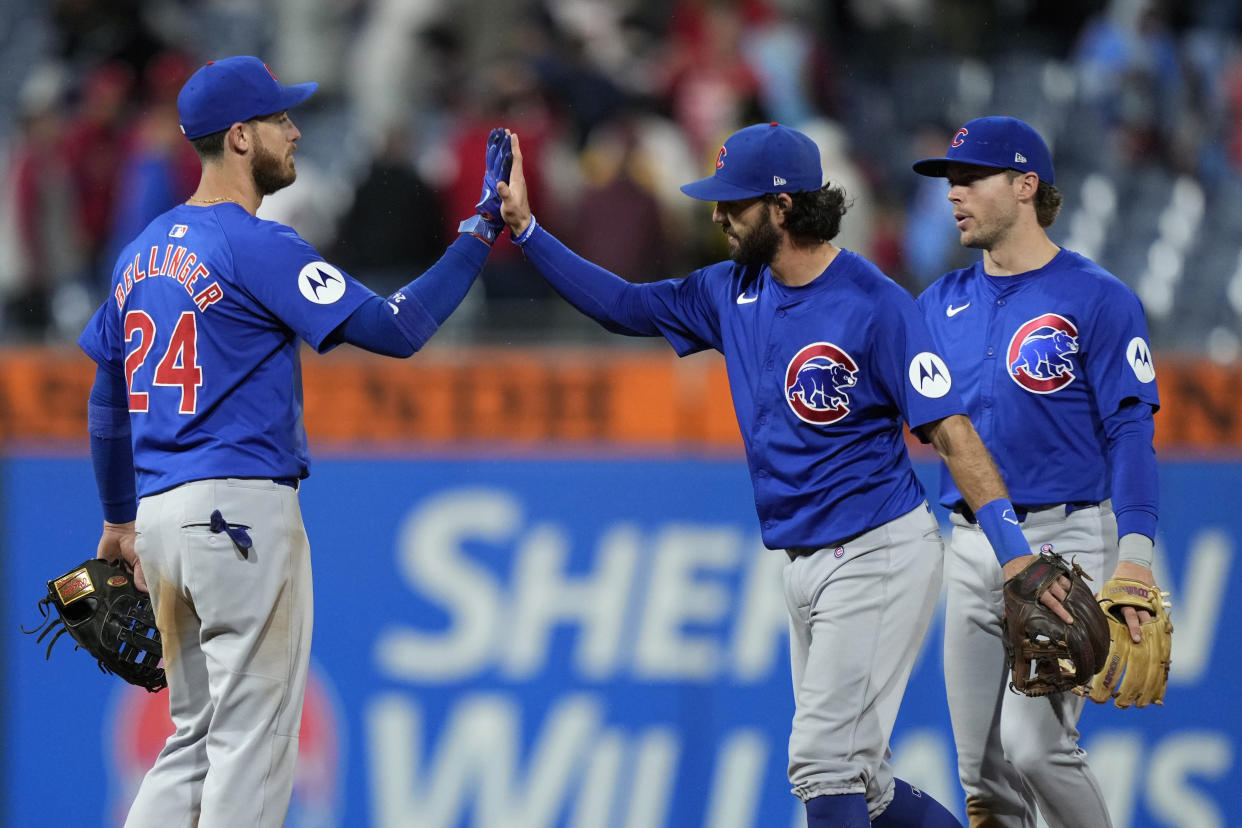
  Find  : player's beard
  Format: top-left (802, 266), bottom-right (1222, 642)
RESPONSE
top-left (729, 204), bottom-right (782, 265)
top-left (251, 135), bottom-right (297, 196)
top-left (961, 198), bottom-right (1020, 250)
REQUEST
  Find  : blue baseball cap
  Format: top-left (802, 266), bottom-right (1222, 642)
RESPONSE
top-left (912, 116), bottom-right (1054, 184)
top-left (177, 56), bottom-right (318, 140)
top-left (681, 122), bottom-right (823, 202)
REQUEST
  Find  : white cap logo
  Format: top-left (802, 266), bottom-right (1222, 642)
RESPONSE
top-left (298, 262), bottom-right (347, 304)
top-left (909, 352), bottom-right (952, 398)
top-left (1126, 337), bottom-right (1156, 383)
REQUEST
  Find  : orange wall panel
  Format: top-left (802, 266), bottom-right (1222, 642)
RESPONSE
top-left (0, 347), bottom-right (1236, 454)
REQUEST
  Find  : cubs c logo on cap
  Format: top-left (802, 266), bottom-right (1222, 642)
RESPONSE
top-left (1008, 313), bottom-right (1080, 394)
top-left (785, 342), bottom-right (858, 425)
top-left (715, 145), bottom-right (727, 170)
top-left (952, 128), bottom-right (968, 147)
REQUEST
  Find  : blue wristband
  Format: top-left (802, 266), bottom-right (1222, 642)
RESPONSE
top-left (974, 498), bottom-right (1031, 565)
top-left (511, 215), bottom-right (539, 245)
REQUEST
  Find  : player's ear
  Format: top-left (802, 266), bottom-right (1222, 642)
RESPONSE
top-left (225, 122), bottom-right (250, 155)
top-left (772, 193), bottom-right (793, 224)
top-left (1015, 171), bottom-right (1039, 202)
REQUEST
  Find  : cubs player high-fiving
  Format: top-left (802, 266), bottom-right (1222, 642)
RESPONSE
top-left (496, 122), bottom-right (1052, 827)
top-left (913, 116), bottom-right (1168, 828)
top-left (78, 56), bottom-right (511, 827)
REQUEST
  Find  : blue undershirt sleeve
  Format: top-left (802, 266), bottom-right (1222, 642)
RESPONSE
top-left (517, 221), bottom-right (659, 336)
top-left (334, 234), bottom-right (490, 356)
top-left (88, 364), bottom-right (137, 524)
top-left (1104, 399), bottom-right (1159, 541)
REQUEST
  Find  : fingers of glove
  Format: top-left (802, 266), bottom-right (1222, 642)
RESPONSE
top-left (475, 128), bottom-right (512, 219)
top-left (1143, 609), bottom-right (1174, 706)
top-left (494, 131), bottom-right (514, 181)
top-left (1088, 621), bottom-right (1131, 703)
top-left (484, 127), bottom-right (505, 168)
top-left (1114, 627), bottom-right (1162, 708)
top-left (484, 128), bottom-right (513, 183)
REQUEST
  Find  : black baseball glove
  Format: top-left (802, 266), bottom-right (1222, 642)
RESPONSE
top-left (23, 558), bottom-right (166, 692)
top-left (1001, 550), bottom-right (1110, 696)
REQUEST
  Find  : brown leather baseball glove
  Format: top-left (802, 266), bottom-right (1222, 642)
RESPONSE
top-left (1001, 551), bottom-right (1110, 696)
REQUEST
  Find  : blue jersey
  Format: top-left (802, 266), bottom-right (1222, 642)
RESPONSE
top-left (79, 203), bottom-right (372, 497)
top-left (636, 249), bottom-right (965, 549)
top-left (917, 248), bottom-right (1160, 510)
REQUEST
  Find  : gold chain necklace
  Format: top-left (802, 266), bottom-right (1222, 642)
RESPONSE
top-left (186, 195), bottom-right (239, 205)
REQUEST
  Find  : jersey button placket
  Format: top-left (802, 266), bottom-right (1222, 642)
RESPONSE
top-left (981, 297), bottom-right (1004, 433)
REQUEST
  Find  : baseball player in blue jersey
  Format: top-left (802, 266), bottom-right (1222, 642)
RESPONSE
top-left (491, 122), bottom-right (1082, 827)
top-left (913, 116), bottom-right (1163, 828)
top-left (78, 56), bottom-right (511, 826)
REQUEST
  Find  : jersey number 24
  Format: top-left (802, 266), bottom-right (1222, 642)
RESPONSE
top-left (124, 311), bottom-right (202, 415)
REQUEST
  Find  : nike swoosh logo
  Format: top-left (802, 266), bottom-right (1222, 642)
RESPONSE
top-left (736, 293), bottom-right (758, 305)
top-left (946, 302), bottom-right (970, 317)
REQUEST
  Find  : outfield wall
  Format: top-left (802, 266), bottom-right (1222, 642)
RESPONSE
top-left (3, 454), bottom-right (1235, 828)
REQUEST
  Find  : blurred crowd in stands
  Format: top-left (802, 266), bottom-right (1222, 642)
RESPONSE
top-left (1, 0), bottom-right (1241, 357)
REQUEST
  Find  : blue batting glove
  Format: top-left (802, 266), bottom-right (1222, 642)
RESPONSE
top-left (458, 127), bottom-right (513, 244)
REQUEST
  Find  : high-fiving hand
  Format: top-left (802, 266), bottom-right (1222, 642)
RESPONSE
top-left (458, 127), bottom-right (513, 244)
top-left (497, 131), bottom-right (533, 238)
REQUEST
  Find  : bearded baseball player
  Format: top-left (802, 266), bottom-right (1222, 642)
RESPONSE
top-left (913, 116), bottom-right (1165, 828)
top-left (78, 56), bottom-right (511, 826)
top-left (493, 122), bottom-right (1076, 827)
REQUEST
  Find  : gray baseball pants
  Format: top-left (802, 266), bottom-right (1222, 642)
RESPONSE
top-left (125, 478), bottom-right (313, 828)
top-left (945, 502), bottom-right (1117, 828)
top-left (784, 501), bottom-right (944, 820)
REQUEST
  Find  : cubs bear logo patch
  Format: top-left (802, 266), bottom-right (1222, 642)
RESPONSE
top-left (785, 342), bottom-right (858, 425)
top-left (1007, 313), bottom-right (1080, 394)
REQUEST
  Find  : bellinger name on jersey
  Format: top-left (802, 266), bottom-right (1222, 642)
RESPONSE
top-left (113, 243), bottom-right (225, 314)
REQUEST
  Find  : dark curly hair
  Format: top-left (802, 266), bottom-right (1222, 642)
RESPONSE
top-left (763, 183), bottom-right (851, 243)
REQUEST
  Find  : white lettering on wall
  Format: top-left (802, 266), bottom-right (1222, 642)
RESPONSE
top-left (634, 525), bottom-right (743, 680)
top-left (375, 489), bottom-right (517, 681)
